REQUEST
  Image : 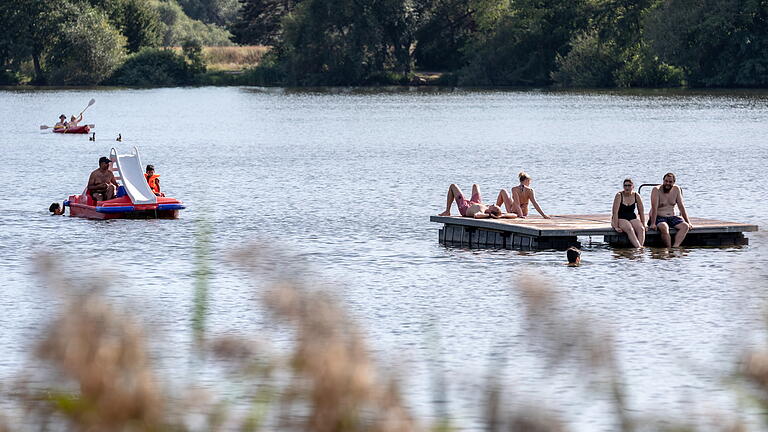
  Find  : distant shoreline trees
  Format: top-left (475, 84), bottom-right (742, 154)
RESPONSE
top-left (1, 0), bottom-right (767, 87)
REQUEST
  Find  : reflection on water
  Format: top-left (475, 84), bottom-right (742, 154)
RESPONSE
top-left (0, 87), bottom-right (766, 431)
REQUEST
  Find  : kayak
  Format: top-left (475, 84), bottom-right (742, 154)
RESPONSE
top-left (53, 125), bottom-right (90, 134)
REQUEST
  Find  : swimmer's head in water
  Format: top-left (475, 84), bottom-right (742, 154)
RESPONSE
top-left (566, 247), bottom-right (581, 264)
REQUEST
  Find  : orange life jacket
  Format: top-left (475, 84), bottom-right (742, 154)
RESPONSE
top-left (145, 173), bottom-right (160, 194)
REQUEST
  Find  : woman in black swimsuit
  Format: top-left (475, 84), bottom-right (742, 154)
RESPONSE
top-left (611, 178), bottom-right (646, 248)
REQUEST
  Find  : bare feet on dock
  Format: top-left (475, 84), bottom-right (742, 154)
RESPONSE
top-left (438, 211), bottom-right (451, 216)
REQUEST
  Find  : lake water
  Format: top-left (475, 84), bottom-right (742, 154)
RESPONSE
top-left (1, 86), bottom-right (767, 430)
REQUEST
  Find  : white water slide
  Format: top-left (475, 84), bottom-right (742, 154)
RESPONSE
top-left (110, 147), bottom-right (157, 205)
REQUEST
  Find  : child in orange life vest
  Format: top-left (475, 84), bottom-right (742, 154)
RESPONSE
top-left (145, 164), bottom-right (164, 196)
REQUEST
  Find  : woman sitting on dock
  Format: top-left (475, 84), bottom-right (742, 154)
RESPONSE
top-left (611, 178), bottom-right (646, 248)
top-left (495, 172), bottom-right (551, 219)
top-left (439, 184), bottom-right (516, 219)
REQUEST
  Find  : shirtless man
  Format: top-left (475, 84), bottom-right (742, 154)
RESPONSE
top-left (438, 184), bottom-right (516, 219)
top-left (495, 172), bottom-right (551, 219)
top-left (88, 156), bottom-right (119, 202)
top-left (648, 172), bottom-right (692, 247)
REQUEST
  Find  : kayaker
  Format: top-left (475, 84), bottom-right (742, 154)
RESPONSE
top-left (88, 156), bottom-right (119, 202)
top-left (68, 113), bottom-right (83, 128)
top-left (145, 164), bottom-right (163, 196)
top-left (54, 114), bottom-right (67, 129)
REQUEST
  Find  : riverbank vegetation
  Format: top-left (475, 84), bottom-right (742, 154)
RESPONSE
top-left (4, 250), bottom-right (768, 431)
top-left (2, 0), bottom-right (768, 87)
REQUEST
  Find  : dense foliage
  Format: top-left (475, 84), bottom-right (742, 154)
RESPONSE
top-left (108, 46), bottom-right (202, 85)
top-left (2, 0), bottom-right (768, 87)
top-left (46, 7), bottom-right (127, 85)
top-left (228, 0), bottom-right (768, 87)
top-left (0, 0), bottom-right (227, 84)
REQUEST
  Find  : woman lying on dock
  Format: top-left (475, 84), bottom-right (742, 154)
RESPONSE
top-left (611, 178), bottom-right (646, 248)
top-left (439, 184), bottom-right (517, 219)
top-left (495, 171), bottom-right (551, 219)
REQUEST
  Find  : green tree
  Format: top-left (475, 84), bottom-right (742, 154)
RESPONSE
top-left (231, 0), bottom-right (300, 45)
top-left (412, 0), bottom-right (476, 70)
top-left (0, 0), bottom-right (79, 83)
top-left (279, 0), bottom-right (418, 85)
top-left (46, 8), bottom-right (127, 85)
top-left (178, 0), bottom-right (241, 26)
top-left (86, 0), bottom-right (161, 52)
top-left (154, 0), bottom-right (234, 46)
top-left (458, 0), bottom-right (590, 86)
top-left (551, 30), bottom-right (619, 87)
top-left (646, 0), bottom-right (768, 87)
top-left (120, 0), bottom-right (162, 52)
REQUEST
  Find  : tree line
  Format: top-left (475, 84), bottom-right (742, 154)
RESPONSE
top-left (0, 0), bottom-right (232, 85)
top-left (2, 0), bottom-right (767, 87)
top-left (233, 0), bottom-right (768, 87)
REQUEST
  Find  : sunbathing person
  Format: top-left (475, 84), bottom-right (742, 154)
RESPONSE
top-left (495, 171), bottom-right (551, 219)
top-left (438, 184), bottom-right (517, 219)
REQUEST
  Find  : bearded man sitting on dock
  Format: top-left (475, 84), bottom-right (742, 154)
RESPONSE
top-left (87, 156), bottom-right (119, 203)
top-left (648, 172), bottom-right (693, 247)
top-left (438, 184), bottom-right (517, 219)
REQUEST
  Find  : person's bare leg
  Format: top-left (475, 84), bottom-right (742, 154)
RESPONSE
top-left (471, 184), bottom-right (481, 202)
top-left (630, 218), bottom-right (646, 246)
top-left (619, 219), bottom-right (641, 248)
top-left (496, 189), bottom-right (513, 213)
top-left (672, 222), bottom-right (690, 247)
top-left (106, 184), bottom-right (116, 200)
top-left (657, 222), bottom-right (671, 248)
top-left (439, 184), bottom-right (462, 216)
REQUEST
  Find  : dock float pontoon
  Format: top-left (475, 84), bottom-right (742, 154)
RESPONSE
top-left (430, 215), bottom-right (758, 250)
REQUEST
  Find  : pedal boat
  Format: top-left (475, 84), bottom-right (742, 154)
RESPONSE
top-left (64, 147), bottom-right (185, 219)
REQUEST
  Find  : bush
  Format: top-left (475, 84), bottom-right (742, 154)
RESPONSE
top-left (551, 31), bottom-right (620, 88)
top-left (614, 42), bottom-right (684, 88)
top-left (108, 47), bottom-right (195, 85)
top-left (0, 69), bottom-right (22, 85)
top-left (46, 8), bottom-right (127, 85)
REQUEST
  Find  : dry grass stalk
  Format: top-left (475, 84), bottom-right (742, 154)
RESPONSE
top-left (21, 255), bottom-right (170, 431)
top-left (264, 282), bottom-right (417, 432)
top-left (517, 276), bottom-right (631, 432)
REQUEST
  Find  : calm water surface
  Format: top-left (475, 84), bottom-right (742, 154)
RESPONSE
top-left (1, 87), bottom-right (767, 430)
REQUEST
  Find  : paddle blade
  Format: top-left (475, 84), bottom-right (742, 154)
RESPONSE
top-left (87, 124), bottom-right (95, 128)
top-left (88, 98), bottom-right (95, 106)
top-left (40, 125), bottom-right (50, 129)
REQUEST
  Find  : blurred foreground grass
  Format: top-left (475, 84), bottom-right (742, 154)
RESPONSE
top-left (3, 243), bottom-right (768, 431)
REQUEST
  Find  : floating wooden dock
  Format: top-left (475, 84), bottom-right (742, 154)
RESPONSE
top-left (430, 215), bottom-right (758, 250)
